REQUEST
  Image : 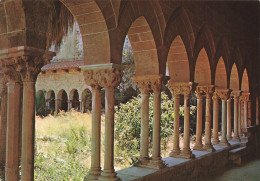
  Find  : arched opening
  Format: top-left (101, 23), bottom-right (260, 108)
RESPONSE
top-left (69, 89), bottom-right (80, 111)
top-left (194, 48), bottom-right (211, 85)
top-left (215, 57), bottom-right (227, 89)
top-left (35, 90), bottom-right (46, 116)
top-left (241, 69), bottom-right (249, 92)
top-left (167, 35), bottom-right (190, 82)
top-left (82, 89), bottom-right (92, 112)
top-left (58, 90), bottom-right (68, 112)
top-left (46, 90), bottom-right (55, 113)
top-left (230, 63), bottom-right (239, 90)
top-left (127, 16), bottom-right (159, 76)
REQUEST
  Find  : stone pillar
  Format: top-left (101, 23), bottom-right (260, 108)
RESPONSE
top-left (68, 100), bottom-right (72, 112)
top-left (238, 97), bottom-right (243, 137)
top-left (212, 93), bottom-right (220, 145)
top-left (79, 99), bottom-right (83, 113)
top-left (227, 98), bottom-right (232, 140)
top-left (216, 89), bottom-right (231, 146)
top-left (133, 77), bottom-right (150, 164)
top-left (242, 92), bottom-right (250, 129)
top-left (168, 82), bottom-right (196, 159)
top-left (193, 89), bottom-right (203, 150)
top-left (55, 99), bottom-right (61, 112)
top-left (0, 75), bottom-right (7, 167)
top-left (149, 75), bottom-right (166, 169)
top-left (231, 91), bottom-right (241, 141)
top-left (99, 69), bottom-right (122, 181)
top-left (204, 88), bottom-right (215, 152)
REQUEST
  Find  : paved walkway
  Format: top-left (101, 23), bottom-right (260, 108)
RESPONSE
top-left (210, 157), bottom-right (260, 181)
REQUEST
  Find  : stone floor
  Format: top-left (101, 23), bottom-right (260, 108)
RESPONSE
top-left (209, 157), bottom-right (260, 181)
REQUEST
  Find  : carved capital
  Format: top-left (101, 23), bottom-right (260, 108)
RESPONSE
top-left (0, 47), bottom-right (55, 82)
top-left (215, 89), bottom-right (231, 100)
top-left (241, 92), bottom-right (250, 102)
top-left (84, 68), bottom-right (123, 90)
top-left (0, 73), bottom-right (7, 94)
top-left (196, 85), bottom-right (214, 99)
top-left (133, 74), bottom-right (167, 94)
top-left (168, 81), bottom-right (197, 96)
top-left (212, 92), bottom-right (219, 101)
top-left (231, 90), bottom-right (241, 100)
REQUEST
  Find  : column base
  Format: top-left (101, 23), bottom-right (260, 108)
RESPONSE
top-left (84, 168), bottom-right (102, 181)
top-left (217, 140), bottom-right (230, 146)
top-left (193, 143), bottom-right (204, 151)
top-left (99, 170), bottom-right (121, 181)
top-left (203, 144), bottom-right (215, 152)
top-left (240, 136), bottom-right (248, 142)
top-left (140, 158), bottom-right (166, 170)
top-left (232, 136), bottom-right (241, 142)
top-left (169, 148), bottom-right (181, 157)
top-left (180, 149), bottom-right (195, 159)
top-left (227, 136), bottom-right (232, 141)
top-left (212, 138), bottom-right (220, 145)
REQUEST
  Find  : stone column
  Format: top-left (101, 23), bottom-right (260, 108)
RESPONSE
top-left (204, 87), bottom-right (215, 152)
top-left (99, 69), bottom-right (122, 181)
top-left (79, 99), bottom-right (83, 113)
top-left (231, 91), bottom-right (241, 141)
top-left (227, 98), bottom-right (232, 140)
top-left (168, 82), bottom-right (196, 159)
top-left (212, 93), bottom-right (220, 145)
top-left (193, 89), bottom-right (203, 150)
top-left (149, 75), bottom-right (166, 169)
top-left (68, 100), bottom-right (72, 111)
top-left (242, 92), bottom-right (250, 129)
top-left (133, 76), bottom-right (151, 165)
top-left (83, 71), bottom-right (102, 180)
top-left (0, 75), bottom-right (7, 167)
top-left (55, 99), bottom-right (61, 112)
top-left (216, 89), bottom-right (231, 146)
top-left (238, 97), bottom-right (243, 137)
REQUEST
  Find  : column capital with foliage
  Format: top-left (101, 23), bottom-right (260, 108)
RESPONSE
top-left (215, 89), bottom-right (231, 100)
top-left (168, 81), bottom-right (197, 97)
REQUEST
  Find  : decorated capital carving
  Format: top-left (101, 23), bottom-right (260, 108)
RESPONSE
top-left (215, 89), bottom-right (231, 100)
top-left (196, 85), bottom-right (214, 99)
top-left (168, 81), bottom-right (197, 97)
top-left (83, 68), bottom-right (123, 90)
top-left (0, 73), bottom-right (7, 94)
top-left (231, 90), bottom-right (241, 101)
top-left (133, 75), bottom-right (167, 94)
top-left (212, 92), bottom-right (219, 101)
top-left (241, 92), bottom-right (250, 102)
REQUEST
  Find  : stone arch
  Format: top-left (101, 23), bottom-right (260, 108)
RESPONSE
top-left (166, 35), bottom-right (190, 82)
top-left (164, 7), bottom-right (195, 65)
top-left (69, 89), bottom-right (80, 110)
top-left (125, 16), bottom-right (160, 76)
top-left (241, 69), bottom-right (249, 92)
top-left (230, 63), bottom-right (239, 90)
top-left (194, 48), bottom-right (211, 85)
top-left (215, 57), bottom-right (228, 89)
top-left (214, 37), bottom-right (231, 73)
top-left (193, 24), bottom-right (216, 66)
top-left (82, 88), bottom-right (92, 112)
top-left (57, 89), bottom-right (68, 111)
top-left (59, 0), bottom-right (111, 65)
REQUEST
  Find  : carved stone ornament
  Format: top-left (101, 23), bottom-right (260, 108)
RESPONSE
top-left (0, 46), bottom-right (55, 82)
top-left (212, 92), bottom-right (219, 101)
top-left (0, 73), bottom-right (7, 94)
top-left (132, 75), bottom-right (168, 94)
top-left (231, 90), bottom-right (241, 100)
top-left (215, 89), bottom-right (231, 100)
top-left (195, 85), bottom-right (215, 99)
top-left (168, 81), bottom-right (197, 96)
top-left (83, 68), bottom-right (123, 90)
top-left (241, 92), bottom-right (250, 102)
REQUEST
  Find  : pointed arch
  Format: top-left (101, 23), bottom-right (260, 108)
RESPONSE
top-left (126, 16), bottom-right (159, 76)
top-left (214, 37), bottom-right (231, 72)
top-left (167, 35), bottom-right (190, 82)
top-left (215, 57), bottom-right (228, 89)
top-left (230, 63), bottom-right (239, 90)
top-left (241, 69), bottom-right (249, 91)
top-left (57, 89), bottom-right (68, 111)
top-left (194, 48), bottom-right (211, 85)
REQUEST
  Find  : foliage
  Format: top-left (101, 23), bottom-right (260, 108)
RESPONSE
top-left (36, 90), bottom-right (48, 116)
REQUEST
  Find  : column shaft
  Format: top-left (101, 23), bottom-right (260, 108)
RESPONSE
top-left (227, 99), bottom-right (232, 140)
top-left (238, 100), bottom-right (242, 137)
top-left (140, 92), bottom-right (149, 162)
top-left (204, 95), bottom-right (214, 151)
top-left (212, 97), bottom-right (219, 144)
top-left (233, 98), bottom-right (240, 141)
top-left (5, 82), bottom-right (21, 181)
top-left (219, 99), bottom-right (230, 146)
top-left (21, 82), bottom-right (36, 181)
top-left (0, 86), bottom-right (7, 166)
top-left (152, 92), bottom-right (161, 160)
top-left (86, 88), bottom-right (101, 180)
top-left (243, 100), bottom-right (248, 129)
top-left (101, 88), bottom-right (118, 179)
top-left (170, 94), bottom-right (181, 156)
top-left (194, 96), bottom-right (203, 150)
top-left (182, 94), bottom-right (194, 158)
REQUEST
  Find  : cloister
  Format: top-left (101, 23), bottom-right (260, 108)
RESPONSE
top-left (0, 0), bottom-right (259, 181)
top-left (36, 60), bottom-right (92, 113)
